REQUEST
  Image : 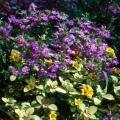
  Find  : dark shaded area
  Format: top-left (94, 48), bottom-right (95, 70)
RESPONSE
top-left (0, 109), bottom-right (13, 120)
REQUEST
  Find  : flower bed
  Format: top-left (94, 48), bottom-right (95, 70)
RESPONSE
top-left (0, 3), bottom-right (120, 120)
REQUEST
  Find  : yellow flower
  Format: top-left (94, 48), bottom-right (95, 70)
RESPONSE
top-left (10, 50), bottom-right (21, 62)
top-left (26, 79), bottom-right (36, 90)
top-left (44, 58), bottom-right (53, 64)
top-left (112, 67), bottom-right (120, 74)
top-left (74, 98), bottom-right (81, 106)
top-left (89, 73), bottom-right (95, 80)
top-left (106, 47), bottom-right (115, 57)
top-left (72, 60), bottom-right (79, 69)
top-left (81, 84), bottom-right (94, 97)
top-left (49, 111), bottom-right (57, 120)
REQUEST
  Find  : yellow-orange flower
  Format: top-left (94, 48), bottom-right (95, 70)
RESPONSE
top-left (81, 84), bottom-right (94, 97)
top-left (106, 47), bottom-right (115, 57)
top-left (49, 111), bottom-right (57, 120)
top-left (44, 58), bottom-right (53, 64)
top-left (72, 60), bottom-right (79, 69)
top-left (112, 67), bottom-right (120, 74)
top-left (74, 98), bottom-right (81, 106)
top-left (26, 79), bottom-right (36, 90)
top-left (10, 51), bottom-right (21, 61)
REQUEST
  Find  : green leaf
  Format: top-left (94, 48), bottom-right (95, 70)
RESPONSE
top-left (70, 107), bottom-right (76, 112)
top-left (26, 108), bottom-right (34, 115)
top-left (114, 86), bottom-right (120, 95)
top-left (89, 115), bottom-right (97, 119)
top-left (58, 76), bottom-right (63, 82)
top-left (93, 97), bottom-right (101, 105)
top-left (36, 96), bottom-right (43, 104)
top-left (102, 94), bottom-right (115, 100)
top-left (21, 102), bottom-right (30, 107)
top-left (79, 102), bottom-right (86, 112)
top-left (96, 85), bottom-right (103, 94)
top-left (36, 85), bottom-right (44, 90)
top-left (24, 87), bottom-right (29, 92)
top-left (10, 75), bottom-right (17, 81)
top-left (103, 72), bottom-right (109, 93)
top-left (56, 87), bottom-right (67, 94)
top-left (69, 91), bottom-right (80, 95)
top-left (48, 104), bottom-right (58, 111)
top-left (111, 75), bottom-right (118, 83)
top-left (31, 115), bottom-right (41, 120)
top-left (87, 106), bottom-right (97, 115)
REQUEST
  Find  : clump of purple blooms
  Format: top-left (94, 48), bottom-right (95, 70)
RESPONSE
top-left (102, 114), bottom-right (120, 120)
top-left (7, 5), bottom-right (118, 80)
top-left (108, 4), bottom-right (120, 14)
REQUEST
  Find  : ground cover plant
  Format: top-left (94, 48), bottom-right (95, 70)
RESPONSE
top-left (0, 1), bottom-right (120, 120)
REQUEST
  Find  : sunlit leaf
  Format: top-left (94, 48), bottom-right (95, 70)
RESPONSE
top-left (10, 75), bottom-right (17, 81)
top-left (26, 108), bottom-right (34, 115)
top-left (79, 102), bottom-right (86, 112)
top-left (56, 87), bottom-right (67, 94)
top-left (48, 104), bottom-right (58, 111)
top-left (87, 106), bottom-right (97, 115)
top-left (102, 94), bottom-right (115, 100)
top-left (93, 97), bottom-right (101, 105)
top-left (114, 86), bottom-right (120, 95)
top-left (36, 96), bottom-right (43, 104)
top-left (111, 75), bottom-right (118, 83)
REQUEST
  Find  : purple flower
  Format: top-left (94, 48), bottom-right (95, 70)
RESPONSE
top-left (108, 5), bottom-right (120, 14)
top-left (9, 66), bottom-right (20, 76)
top-left (22, 66), bottom-right (29, 75)
top-left (41, 44), bottom-right (51, 58)
top-left (68, 20), bottom-right (74, 26)
top-left (102, 114), bottom-right (120, 120)
top-left (113, 58), bottom-right (119, 65)
top-left (69, 28), bottom-right (75, 33)
top-left (102, 116), bottom-right (109, 120)
top-left (41, 13), bottom-right (48, 21)
top-left (100, 30), bottom-right (110, 38)
top-left (48, 72), bottom-right (57, 79)
top-left (17, 35), bottom-right (29, 48)
top-left (29, 2), bottom-right (37, 11)
top-left (0, 24), bottom-right (12, 37)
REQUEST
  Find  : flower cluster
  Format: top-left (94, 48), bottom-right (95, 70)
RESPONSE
top-left (102, 114), bottom-right (120, 120)
top-left (108, 4), bottom-right (120, 14)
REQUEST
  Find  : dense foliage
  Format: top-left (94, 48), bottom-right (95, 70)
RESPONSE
top-left (0, 1), bottom-right (120, 120)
